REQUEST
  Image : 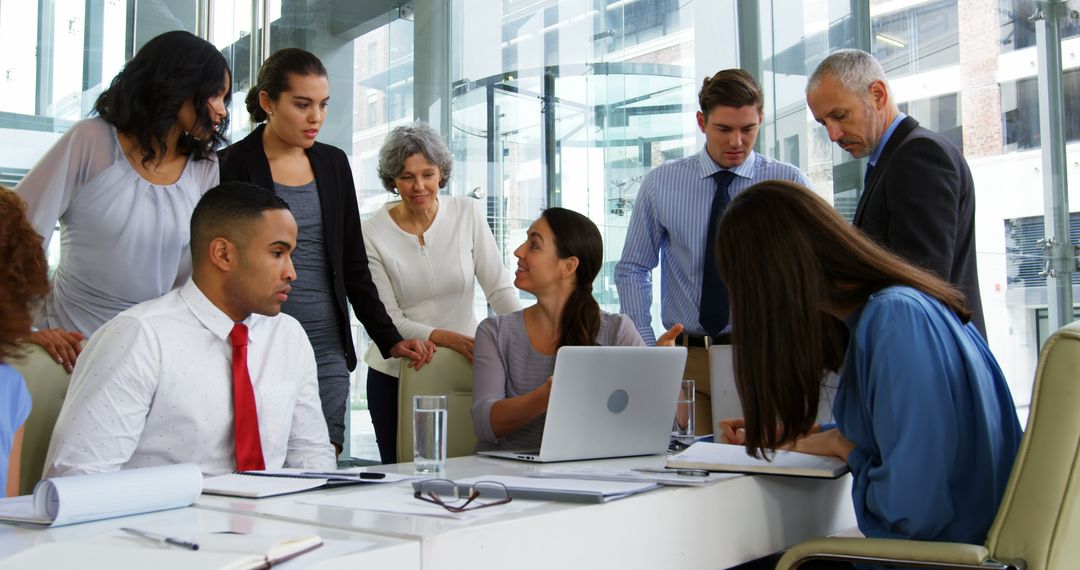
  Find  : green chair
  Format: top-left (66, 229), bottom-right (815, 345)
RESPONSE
top-left (776, 320), bottom-right (1080, 570)
top-left (8, 343), bottom-right (73, 495)
top-left (396, 349), bottom-right (477, 464)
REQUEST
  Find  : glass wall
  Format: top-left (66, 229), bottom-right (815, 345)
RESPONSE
top-left (450, 0), bottom-right (708, 321)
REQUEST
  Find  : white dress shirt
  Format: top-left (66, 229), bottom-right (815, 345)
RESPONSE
top-left (362, 195), bottom-right (521, 376)
top-left (44, 280), bottom-right (336, 477)
top-left (15, 118), bottom-right (219, 336)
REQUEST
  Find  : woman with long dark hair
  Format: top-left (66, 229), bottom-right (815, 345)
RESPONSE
top-left (471, 208), bottom-right (677, 450)
top-left (16, 30), bottom-right (230, 371)
top-left (715, 180), bottom-right (1022, 546)
top-left (219, 48), bottom-right (433, 453)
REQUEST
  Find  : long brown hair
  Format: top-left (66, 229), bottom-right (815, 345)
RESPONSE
top-left (541, 207), bottom-right (603, 349)
top-left (714, 180), bottom-right (970, 456)
top-left (0, 189), bottom-right (50, 362)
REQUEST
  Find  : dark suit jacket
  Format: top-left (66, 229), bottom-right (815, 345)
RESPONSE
top-left (219, 125), bottom-right (403, 369)
top-left (855, 115), bottom-right (986, 336)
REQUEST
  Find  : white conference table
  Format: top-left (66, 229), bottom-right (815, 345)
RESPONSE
top-left (0, 505), bottom-right (420, 569)
top-left (197, 454), bottom-right (857, 569)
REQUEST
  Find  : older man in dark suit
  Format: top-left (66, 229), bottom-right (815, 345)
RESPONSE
top-left (806, 49), bottom-right (985, 336)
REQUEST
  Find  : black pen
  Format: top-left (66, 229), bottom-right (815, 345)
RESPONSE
top-left (120, 527), bottom-right (200, 550)
top-left (631, 467), bottom-right (710, 477)
top-left (307, 471), bottom-right (387, 480)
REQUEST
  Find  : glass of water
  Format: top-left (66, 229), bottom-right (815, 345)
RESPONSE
top-left (413, 395), bottom-right (448, 472)
top-left (672, 379), bottom-right (696, 444)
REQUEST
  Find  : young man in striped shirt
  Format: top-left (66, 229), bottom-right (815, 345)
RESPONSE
top-left (615, 69), bottom-right (811, 436)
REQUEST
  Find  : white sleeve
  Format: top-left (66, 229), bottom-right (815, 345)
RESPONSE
top-left (470, 199), bottom-right (521, 315)
top-left (43, 315), bottom-right (160, 477)
top-left (284, 330), bottom-right (336, 470)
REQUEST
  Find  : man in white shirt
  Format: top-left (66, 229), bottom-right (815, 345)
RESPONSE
top-left (44, 181), bottom-right (336, 476)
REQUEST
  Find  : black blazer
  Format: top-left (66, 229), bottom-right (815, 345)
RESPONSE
top-left (219, 125), bottom-right (403, 369)
top-left (855, 115), bottom-right (985, 336)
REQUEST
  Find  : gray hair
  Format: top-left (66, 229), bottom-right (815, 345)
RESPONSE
top-left (807, 49), bottom-right (892, 102)
top-left (377, 121), bottom-right (453, 193)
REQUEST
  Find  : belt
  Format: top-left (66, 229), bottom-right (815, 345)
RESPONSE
top-left (676, 333), bottom-right (730, 349)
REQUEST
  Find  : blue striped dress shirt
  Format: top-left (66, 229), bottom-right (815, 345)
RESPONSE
top-left (615, 147), bottom-right (812, 344)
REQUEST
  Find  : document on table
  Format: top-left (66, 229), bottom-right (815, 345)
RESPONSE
top-left (202, 470), bottom-right (416, 499)
top-left (667, 442), bottom-right (849, 478)
top-left (528, 465), bottom-right (739, 486)
top-left (299, 484), bottom-right (550, 521)
top-left (0, 464), bottom-right (202, 527)
top-left (448, 475), bottom-right (661, 502)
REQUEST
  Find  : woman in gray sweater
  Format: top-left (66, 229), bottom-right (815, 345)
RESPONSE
top-left (471, 208), bottom-right (679, 450)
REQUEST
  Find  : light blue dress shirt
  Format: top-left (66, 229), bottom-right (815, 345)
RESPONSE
top-left (1, 364), bottom-right (31, 493)
top-left (614, 147), bottom-right (811, 343)
top-left (867, 112), bottom-right (907, 168)
top-left (836, 286), bottom-right (1022, 544)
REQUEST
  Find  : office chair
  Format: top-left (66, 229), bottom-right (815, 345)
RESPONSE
top-left (8, 343), bottom-right (73, 495)
top-left (776, 320), bottom-right (1080, 570)
top-left (396, 349), bottom-right (477, 464)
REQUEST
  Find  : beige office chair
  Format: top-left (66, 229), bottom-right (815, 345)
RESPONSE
top-left (396, 349), bottom-right (476, 464)
top-left (8, 343), bottom-right (72, 495)
top-left (776, 320), bottom-right (1080, 570)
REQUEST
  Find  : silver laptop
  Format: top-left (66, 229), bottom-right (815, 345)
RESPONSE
top-left (708, 345), bottom-right (741, 442)
top-left (479, 346), bottom-right (688, 463)
top-left (709, 344), bottom-right (837, 441)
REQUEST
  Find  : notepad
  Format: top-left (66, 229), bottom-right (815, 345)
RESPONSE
top-left (667, 442), bottom-right (849, 478)
top-left (0, 533), bottom-right (323, 570)
top-left (201, 469), bottom-right (413, 498)
top-left (0, 464), bottom-right (203, 527)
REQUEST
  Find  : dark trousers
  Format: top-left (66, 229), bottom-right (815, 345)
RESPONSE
top-left (367, 368), bottom-right (399, 465)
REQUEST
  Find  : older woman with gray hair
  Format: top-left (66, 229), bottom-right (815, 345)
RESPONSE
top-left (363, 121), bottom-right (520, 464)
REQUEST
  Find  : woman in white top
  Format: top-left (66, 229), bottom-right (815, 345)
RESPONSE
top-left (15, 31), bottom-right (230, 371)
top-left (364, 121), bottom-right (521, 464)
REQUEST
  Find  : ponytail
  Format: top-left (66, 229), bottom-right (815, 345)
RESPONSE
top-left (558, 283), bottom-right (601, 349)
top-left (540, 207), bottom-right (604, 349)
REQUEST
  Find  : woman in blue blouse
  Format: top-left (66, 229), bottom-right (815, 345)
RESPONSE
top-left (714, 180), bottom-right (1022, 547)
top-left (0, 189), bottom-right (48, 496)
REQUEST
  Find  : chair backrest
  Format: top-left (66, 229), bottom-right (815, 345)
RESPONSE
top-left (8, 344), bottom-right (72, 495)
top-left (396, 350), bottom-right (476, 464)
top-left (986, 320), bottom-right (1080, 568)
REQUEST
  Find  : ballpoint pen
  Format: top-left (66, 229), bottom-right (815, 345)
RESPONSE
top-left (120, 527), bottom-right (200, 550)
top-left (304, 471), bottom-right (387, 480)
top-left (631, 467), bottom-right (710, 477)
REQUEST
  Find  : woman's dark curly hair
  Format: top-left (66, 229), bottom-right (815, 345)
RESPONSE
top-left (93, 30), bottom-right (231, 166)
top-left (0, 188), bottom-right (49, 363)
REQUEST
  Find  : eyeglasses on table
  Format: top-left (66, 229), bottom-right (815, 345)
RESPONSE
top-left (413, 479), bottom-right (512, 513)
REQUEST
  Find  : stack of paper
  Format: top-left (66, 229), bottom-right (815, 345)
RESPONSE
top-left (0, 464), bottom-right (202, 527)
top-left (201, 469), bottom-right (414, 499)
top-left (443, 475), bottom-right (661, 503)
top-left (529, 465), bottom-right (738, 486)
top-left (667, 442), bottom-right (849, 478)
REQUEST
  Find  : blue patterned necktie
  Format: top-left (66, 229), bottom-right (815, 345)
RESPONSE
top-left (699, 170), bottom-right (736, 336)
top-left (864, 162), bottom-right (875, 189)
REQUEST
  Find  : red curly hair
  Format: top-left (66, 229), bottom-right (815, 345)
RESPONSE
top-left (0, 188), bottom-right (50, 362)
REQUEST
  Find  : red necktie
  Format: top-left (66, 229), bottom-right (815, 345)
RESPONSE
top-left (230, 323), bottom-right (266, 471)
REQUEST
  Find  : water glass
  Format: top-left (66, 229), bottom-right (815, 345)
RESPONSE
top-left (672, 379), bottom-right (696, 443)
top-left (413, 395), bottom-right (448, 472)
